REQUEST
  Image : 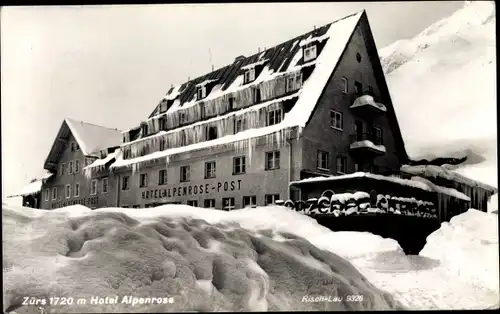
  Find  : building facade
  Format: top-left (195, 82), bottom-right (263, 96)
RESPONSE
top-left (22, 10), bottom-right (465, 211)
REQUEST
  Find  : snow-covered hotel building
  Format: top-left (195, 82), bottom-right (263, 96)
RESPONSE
top-left (14, 10), bottom-right (495, 211)
top-left (83, 10), bottom-right (406, 209)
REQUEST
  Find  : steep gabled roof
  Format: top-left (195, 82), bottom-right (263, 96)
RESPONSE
top-left (149, 11), bottom-right (362, 118)
top-left (43, 118), bottom-right (122, 171)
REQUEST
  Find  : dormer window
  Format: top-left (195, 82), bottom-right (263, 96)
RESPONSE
top-left (197, 86), bottom-right (207, 100)
top-left (141, 124), bottom-right (148, 136)
top-left (303, 45), bottom-right (317, 62)
top-left (244, 68), bottom-right (256, 84)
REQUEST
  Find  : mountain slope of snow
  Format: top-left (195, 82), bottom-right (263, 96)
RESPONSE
top-left (379, 1), bottom-right (497, 187)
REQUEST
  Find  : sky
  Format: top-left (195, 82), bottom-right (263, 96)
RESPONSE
top-left (1, 2), bottom-right (465, 199)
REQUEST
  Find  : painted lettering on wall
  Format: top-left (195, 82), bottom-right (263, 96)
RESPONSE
top-left (51, 196), bottom-right (99, 209)
top-left (142, 180), bottom-right (242, 200)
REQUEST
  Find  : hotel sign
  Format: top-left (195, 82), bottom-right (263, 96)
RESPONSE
top-left (142, 179), bottom-right (242, 200)
top-left (51, 196), bottom-right (99, 209)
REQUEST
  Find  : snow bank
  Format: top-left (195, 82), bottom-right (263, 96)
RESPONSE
top-left (420, 209), bottom-right (499, 292)
top-left (3, 204), bottom-right (400, 313)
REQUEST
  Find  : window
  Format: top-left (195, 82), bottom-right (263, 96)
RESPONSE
top-left (267, 108), bottom-right (283, 126)
top-left (74, 183), bottom-right (80, 197)
top-left (244, 68), bottom-right (256, 84)
top-left (69, 161), bottom-right (74, 174)
top-left (75, 160), bottom-right (80, 173)
top-left (265, 194), bottom-right (280, 206)
top-left (52, 187), bottom-right (57, 200)
top-left (60, 163), bottom-right (66, 176)
top-left (206, 126), bottom-right (218, 140)
top-left (204, 199), bottom-right (216, 208)
top-left (71, 142), bottom-right (76, 152)
top-left (139, 173), bottom-right (148, 188)
top-left (180, 166), bottom-right (190, 182)
top-left (45, 189), bottom-right (49, 201)
top-left (354, 163), bottom-right (359, 172)
top-left (253, 87), bottom-right (261, 103)
top-left (75, 143), bottom-right (80, 151)
top-left (90, 179), bottom-right (97, 195)
top-left (122, 176), bottom-right (130, 190)
top-left (187, 200), bottom-right (198, 207)
top-left (159, 117), bottom-right (166, 131)
top-left (336, 156), bottom-right (347, 174)
top-left (330, 110), bottom-right (343, 130)
top-left (354, 81), bottom-right (363, 96)
top-left (123, 148), bottom-right (131, 159)
top-left (180, 112), bottom-right (186, 125)
top-left (158, 170), bottom-right (167, 185)
top-left (303, 45), bottom-right (317, 62)
top-left (159, 137), bottom-right (166, 151)
top-left (102, 177), bottom-right (109, 193)
top-left (229, 97), bottom-right (235, 110)
top-left (205, 161), bottom-right (216, 179)
top-left (367, 85), bottom-right (374, 95)
top-left (265, 151), bottom-right (280, 170)
top-left (356, 52), bottom-right (362, 63)
top-left (222, 198), bottom-right (235, 211)
top-left (234, 117), bottom-right (247, 134)
top-left (295, 72), bottom-right (303, 89)
top-left (233, 156), bottom-right (246, 175)
top-left (374, 127), bottom-right (383, 145)
top-left (317, 151), bottom-right (329, 170)
top-left (341, 77), bottom-right (348, 93)
top-left (65, 184), bottom-right (71, 199)
top-left (133, 205), bottom-right (141, 209)
top-left (287, 75), bottom-right (295, 92)
top-left (243, 196), bottom-right (257, 208)
top-left (197, 86), bottom-right (207, 99)
top-left (142, 124), bottom-right (148, 136)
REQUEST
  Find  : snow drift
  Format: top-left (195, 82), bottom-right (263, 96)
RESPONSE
top-left (379, 1), bottom-right (497, 187)
top-left (3, 204), bottom-right (401, 313)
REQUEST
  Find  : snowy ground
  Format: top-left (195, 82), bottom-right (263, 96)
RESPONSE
top-left (3, 203), bottom-right (499, 313)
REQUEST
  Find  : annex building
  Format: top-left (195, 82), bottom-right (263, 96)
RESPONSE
top-left (12, 10), bottom-right (496, 211)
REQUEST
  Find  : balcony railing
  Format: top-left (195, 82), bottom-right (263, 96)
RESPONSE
top-left (349, 133), bottom-right (386, 157)
top-left (350, 94), bottom-right (387, 116)
top-left (349, 133), bottom-right (383, 145)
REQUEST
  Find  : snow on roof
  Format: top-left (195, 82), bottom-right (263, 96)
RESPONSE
top-left (163, 84), bottom-right (183, 101)
top-left (65, 118), bottom-right (123, 157)
top-left (280, 12), bottom-right (363, 129)
top-left (350, 95), bottom-right (387, 112)
top-left (299, 33), bottom-right (331, 47)
top-left (290, 172), bottom-right (471, 201)
top-left (240, 59), bottom-right (269, 71)
top-left (400, 165), bottom-right (497, 191)
top-left (125, 92), bottom-right (301, 147)
top-left (290, 172), bottom-right (432, 191)
top-left (350, 140), bottom-right (387, 153)
top-left (83, 149), bottom-right (120, 174)
top-left (195, 79), bottom-right (219, 87)
top-left (9, 172), bottom-right (54, 197)
top-left (410, 176), bottom-right (470, 201)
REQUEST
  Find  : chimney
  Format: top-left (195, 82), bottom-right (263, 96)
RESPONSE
top-left (258, 47), bottom-right (261, 53)
top-left (212, 64), bottom-right (214, 71)
top-left (234, 55), bottom-right (246, 63)
top-left (313, 25), bottom-right (316, 30)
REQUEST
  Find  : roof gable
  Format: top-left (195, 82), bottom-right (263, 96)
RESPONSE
top-left (43, 119), bottom-right (122, 171)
